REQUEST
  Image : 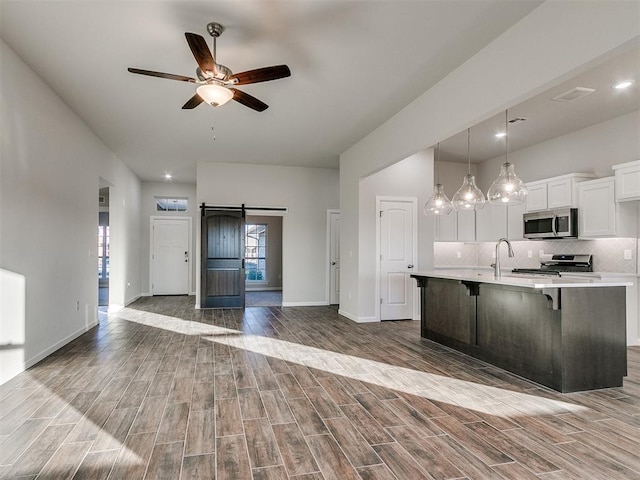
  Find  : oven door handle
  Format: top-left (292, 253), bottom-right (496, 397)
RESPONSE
top-left (551, 214), bottom-right (557, 236)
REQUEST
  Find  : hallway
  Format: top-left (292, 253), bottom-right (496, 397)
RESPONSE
top-left (0, 296), bottom-right (639, 479)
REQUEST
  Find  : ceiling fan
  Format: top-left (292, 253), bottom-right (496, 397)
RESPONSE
top-left (128, 22), bottom-right (291, 112)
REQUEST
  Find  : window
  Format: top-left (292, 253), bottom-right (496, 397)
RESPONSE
top-left (245, 224), bottom-right (267, 281)
top-left (155, 197), bottom-right (188, 212)
top-left (98, 225), bottom-right (109, 280)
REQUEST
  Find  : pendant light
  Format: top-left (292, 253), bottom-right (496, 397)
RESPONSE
top-left (487, 110), bottom-right (528, 205)
top-left (452, 128), bottom-right (485, 211)
top-left (424, 143), bottom-right (453, 216)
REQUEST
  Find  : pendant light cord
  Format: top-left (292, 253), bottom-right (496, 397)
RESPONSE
top-left (435, 142), bottom-right (440, 184)
top-left (467, 128), bottom-right (471, 174)
top-left (505, 109), bottom-right (509, 165)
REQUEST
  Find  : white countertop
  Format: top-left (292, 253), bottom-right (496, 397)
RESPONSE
top-left (411, 270), bottom-right (633, 289)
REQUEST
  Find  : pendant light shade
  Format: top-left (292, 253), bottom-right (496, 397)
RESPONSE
top-left (488, 110), bottom-right (528, 205)
top-left (424, 143), bottom-right (454, 216)
top-left (452, 129), bottom-right (485, 211)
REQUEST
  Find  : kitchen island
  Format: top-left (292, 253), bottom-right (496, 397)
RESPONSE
top-left (411, 271), bottom-right (631, 392)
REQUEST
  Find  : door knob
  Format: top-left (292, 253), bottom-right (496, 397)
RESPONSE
top-left (407, 264), bottom-right (414, 269)
top-left (331, 262), bottom-right (336, 265)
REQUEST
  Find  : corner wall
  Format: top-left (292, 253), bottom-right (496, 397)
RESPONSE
top-left (0, 39), bottom-right (142, 384)
top-left (339, 1), bottom-right (640, 321)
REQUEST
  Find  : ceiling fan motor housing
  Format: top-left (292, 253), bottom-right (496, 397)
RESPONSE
top-left (207, 22), bottom-right (224, 38)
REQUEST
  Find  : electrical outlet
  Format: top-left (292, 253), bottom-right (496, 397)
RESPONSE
top-left (456, 252), bottom-right (462, 259)
top-left (528, 250), bottom-right (533, 258)
top-left (76, 301), bottom-right (80, 311)
top-left (624, 249), bottom-right (633, 260)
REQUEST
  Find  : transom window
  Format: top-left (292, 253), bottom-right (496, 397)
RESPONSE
top-left (155, 197), bottom-right (188, 212)
top-left (245, 224), bottom-right (267, 281)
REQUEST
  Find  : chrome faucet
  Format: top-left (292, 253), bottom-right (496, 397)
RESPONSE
top-left (494, 238), bottom-right (514, 278)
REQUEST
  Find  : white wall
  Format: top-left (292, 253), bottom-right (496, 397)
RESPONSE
top-left (196, 162), bottom-right (339, 307)
top-left (354, 150), bottom-right (435, 321)
top-left (140, 182), bottom-right (197, 295)
top-left (339, 1), bottom-right (640, 321)
top-left (477, 110), bottom-right (640, 190)
top-left (0, 40), bottom-right (142, 384)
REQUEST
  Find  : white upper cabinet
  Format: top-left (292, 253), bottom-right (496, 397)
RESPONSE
top-left (578, 176), bottom-right (637, 238)
top-left (525, 173), bottom-right (596, 212)
top-left (435, 212), bottom-right (457, 241)
top-left (525, 181), bottom-right (548, 211)
top-left (457, 209), bottom-right (477, 242)
top-left (476, 204), bottom-right (507, 242)
top-left (506, 202), bottom-right (526, 240)
top-left (613, 160), bottom-right (640, 202)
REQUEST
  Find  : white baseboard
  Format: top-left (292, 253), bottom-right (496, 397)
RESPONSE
top-left (125, 294), bottom-right (142, 306)
top-left (282, 301), bottom-right (328, 307)
top-left (1, 320), bottom-right (99, 386)
top-left (338, 309), bottom-right (379, 323)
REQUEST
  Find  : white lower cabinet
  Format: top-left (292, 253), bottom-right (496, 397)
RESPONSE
top-left (578, 177), bottom-right (637, 238)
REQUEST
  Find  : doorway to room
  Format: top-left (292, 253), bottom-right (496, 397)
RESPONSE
top-left (98, 187), bottom-right (110, 307)
top-left (245, 215), bottom-right (283, 307)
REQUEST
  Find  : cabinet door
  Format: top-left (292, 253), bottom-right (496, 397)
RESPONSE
top-left (436, 212), bottom-right (457, 241)
top-left (457, 210), bottom-right (476, 242)
top-left (526, 182), bottom-right (547, 212)
top-left (614, 163), bottom-right (640, 201)
top-left (579, 178), bottom-right (615, 237)
top-left (547, 178), bottom-right (573, 209)
top-left (476, 204), bottom-right (507, 241)
top-left (507, 202), bottom-right (526, 240)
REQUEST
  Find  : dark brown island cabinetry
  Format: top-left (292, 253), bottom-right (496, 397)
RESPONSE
top-left (411, 274), bottom-right (627, 392)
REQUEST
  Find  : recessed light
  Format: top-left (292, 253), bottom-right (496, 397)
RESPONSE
top-left (164, 174), bottom-right (173, 180)
top-left (495, 132), bottom-right (506, 139)
top-left (613, 80), bottom-right (634, 90)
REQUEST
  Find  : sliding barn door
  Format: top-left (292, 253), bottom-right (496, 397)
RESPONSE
top-left (201, 210), bottom-right (245, 308)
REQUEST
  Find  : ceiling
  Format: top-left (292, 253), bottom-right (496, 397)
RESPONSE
top-left (0, 0), bottom-right (544, 183)
top-left (438, 43), bottom-right (640, 164)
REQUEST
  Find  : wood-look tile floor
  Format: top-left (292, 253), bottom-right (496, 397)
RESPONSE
top-left (1, 296), bottom-right (639, 480)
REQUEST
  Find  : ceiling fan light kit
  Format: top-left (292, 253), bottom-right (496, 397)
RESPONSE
top-left (196, 84), bottom-right (233, 107)
top-left (128, 22), bottom-right (291, 112)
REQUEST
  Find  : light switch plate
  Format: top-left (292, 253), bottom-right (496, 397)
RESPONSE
top-left (624, 249), bottom-right (632, 260)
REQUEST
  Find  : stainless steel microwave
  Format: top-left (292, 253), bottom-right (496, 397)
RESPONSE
top-left (523, 208), bottom-right (578, 239)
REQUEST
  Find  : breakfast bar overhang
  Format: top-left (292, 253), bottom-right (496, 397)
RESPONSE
top-left (411, 271), bottom-right (631, 393)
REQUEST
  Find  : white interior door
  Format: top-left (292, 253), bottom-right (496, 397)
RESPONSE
top-left (329, 211), bottom-right (340, 304)
top-left (379, 199), bottom-right (416, 320)
top-left (152, 217), bottom-right (190, 295)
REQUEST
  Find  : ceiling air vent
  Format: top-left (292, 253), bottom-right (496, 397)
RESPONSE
top-left (551, 87), bottom-right (595, 102)
top-left (508, 117), bottom-right (527, 124)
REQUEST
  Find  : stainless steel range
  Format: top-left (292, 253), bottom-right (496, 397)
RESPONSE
top-left (511, 254), bottom-right (593, 277)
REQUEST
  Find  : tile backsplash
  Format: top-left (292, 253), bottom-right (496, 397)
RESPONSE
top-left (435, 238), bottom-right (638, 274)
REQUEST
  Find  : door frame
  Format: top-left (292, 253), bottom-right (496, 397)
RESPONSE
top-left (375, 196), bottom-right (418, 321)
top-left (149, 216), bottom-right (192, 295)
top-left (326, 209), bottom-right (340, 305)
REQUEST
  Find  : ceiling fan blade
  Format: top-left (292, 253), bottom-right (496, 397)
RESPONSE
top-left (229, 65), bottom-right (291, 85)
top-left (127, 68), bottom-right (196, 83)
top-left (231, 88), bottom-right (268, 112)
top-left (185, 33), bottom-right (216, 75)
top-left (182, 93), bottom-right (204, 109)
